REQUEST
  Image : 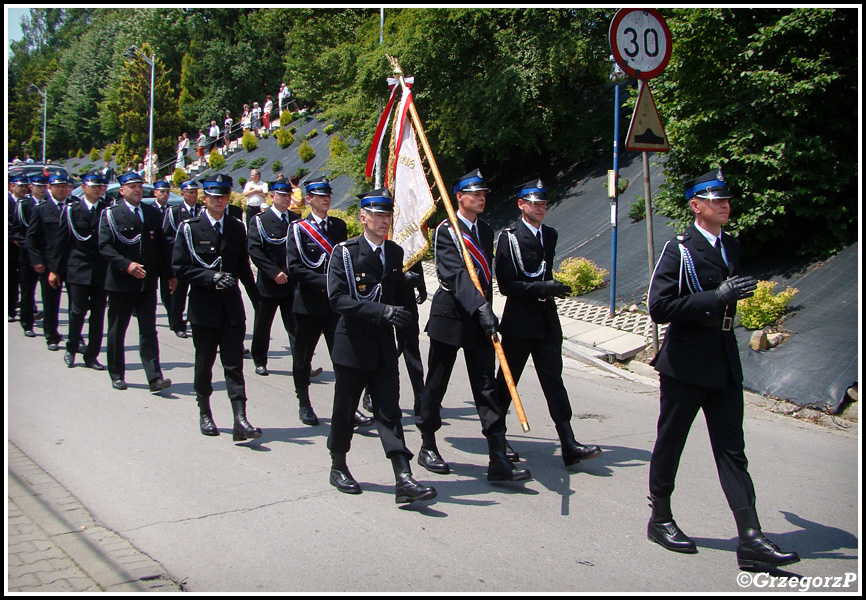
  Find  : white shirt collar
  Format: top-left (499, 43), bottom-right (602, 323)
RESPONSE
top-left (694, 221), bottom-right (722, 247)
top-left (83, 197), bottom-right (96, 211)
top-left (457, 212), bottom-right (477, 231)
top-left (204, 211), bottom-right (223, 228)
top-left (521, 218), bottom-right (541, 239)
top-left (270, 205), bottom-right (289, 219)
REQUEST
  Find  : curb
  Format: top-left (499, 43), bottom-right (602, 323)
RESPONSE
top-left (7, 441), bottom-right (183, 593)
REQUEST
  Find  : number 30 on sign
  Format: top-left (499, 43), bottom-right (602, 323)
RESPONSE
top-left (609, 9), bottom-right (672, 80)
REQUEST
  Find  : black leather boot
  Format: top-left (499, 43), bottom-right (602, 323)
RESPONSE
top-left (417, 433), bottom-right (450, 474)
top-left (734, 506), bottom-right (800, 570)
top-left (231, 400), bottom-right (263, 441)
top-left (556, 422), bottom-right (602, 466)
top-left (504, 439), bottom-right (519, 462)
top-left (647, 495), bottom-right (698, 553)
top-left (297, 387), bottom-right (319, 426)
top-left (392, 455), bottom-right (437, 504)
top-left (197, 396), bottom-right (219, 436)
top-left (487, 433), bottom-right (531, 482)
top-left (353, 410), bottom-right (374, 428)
top-left (329, 452), bottom-right (361, 494)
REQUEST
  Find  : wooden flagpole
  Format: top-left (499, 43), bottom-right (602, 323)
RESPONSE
top-left (388, 56), bottom-right (530, 432)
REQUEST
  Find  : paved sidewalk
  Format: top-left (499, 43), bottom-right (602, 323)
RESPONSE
top-left (7, 442), bottom-right (182, 593)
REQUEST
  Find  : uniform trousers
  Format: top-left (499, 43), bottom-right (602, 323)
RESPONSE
top-left (38, 272), bottom-right (63, 344)
top-left (169, 281), bottom-right (189, 333)
top-left (191, 321), bottom-right (246, 401)
top-left (328, 362), bottom-right (410, 459)
top-left (649, 374), bottom-right (757, 511)
top-left (251, 295), bottom-right (296, 366)
top-left (396, 319), bottom-right (424, 396)
top-left (19, 263), bottom-right (39, 331)
top-left (417, 338), bottom-right (504, 437)
top-left (106, 289), bottom-right (162, 382)
top-left (158, 272), bottom-right (173, 321)
top-left (8, 241), bottom-right (19, 319)
top-left (495, 329), bottom-right (572, 426)
top-left (65, 283), bottom-right (107, 362)
top-left (292, 314), bottom-right (336, 394)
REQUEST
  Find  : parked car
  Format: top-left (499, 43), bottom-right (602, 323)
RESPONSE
top-left (69, 182), bottom-right (183, 207)
top-left (8, 163), bottom-right (73, 183)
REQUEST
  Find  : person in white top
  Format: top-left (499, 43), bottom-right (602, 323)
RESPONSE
top-left (242, 169), bottom-right (269, 225)
top-left (208, 120), bottom-right (220, 153)
top-left (279, 83), bottom-right (290, 115)
top-left (263, 95), bottom-right (274, 131)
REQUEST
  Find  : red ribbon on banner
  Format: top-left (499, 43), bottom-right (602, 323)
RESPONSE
top-left (365, 77), bottom-right (413, 180)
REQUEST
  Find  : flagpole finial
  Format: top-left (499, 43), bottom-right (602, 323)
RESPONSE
top-left (386, 54), bottom-right (403, 76)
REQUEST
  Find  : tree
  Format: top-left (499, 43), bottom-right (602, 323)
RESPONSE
top-left (651, 8), bottom-right (858, 258)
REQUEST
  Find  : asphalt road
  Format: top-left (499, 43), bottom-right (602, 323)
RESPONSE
top-left (6, 283), bottom-right (860, 593)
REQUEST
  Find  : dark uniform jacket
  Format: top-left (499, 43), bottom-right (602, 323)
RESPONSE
top-left (426, 217), bottom-right (494, 349)
top-left (10, 196), bottom-right (37, 266)
top-left (98, 201), bottom-right (173, 293)
top-left (50, 198), bottom-right (108, 286)
top-left (286, 214), bottom-right (348, 316)
top-left (327, 236), bottom-right (405, 371)
top-left (248, 208), bottom-right (299, 298)
top-left (163, 202), bottom-right (201, 245)
top-left (26, 197), bottom-right (65, 269)
top-left (172, 213), bottom-right (254, 329)
top-left (648, 224), bottom-right (743, 388)
top-left (495, 221), bottom-right (562, 340)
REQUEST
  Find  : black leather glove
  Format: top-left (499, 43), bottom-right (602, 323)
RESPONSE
top-left (404, 270), bottom-right (422, 287)
top-left (475, 303), bottom-right (499, 337)
top-left (715, 276), bottom-right (758, 306)
top-left (544, 280), bottom-right (572, 298)
top-left (383, 305), bottom-right (413, 329)
top-left (213, 271), bottom-right (238, 290)
top-left (415, 286), bottom-right (427, 305)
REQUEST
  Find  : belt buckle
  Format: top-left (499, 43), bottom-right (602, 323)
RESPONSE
top-left (722, 316), bottom-right (733, 331)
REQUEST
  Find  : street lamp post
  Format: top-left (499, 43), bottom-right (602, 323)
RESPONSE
top-left (27, 84), bottom-right (48, 165)
top-left (123, 46), bottom-right (155, 183)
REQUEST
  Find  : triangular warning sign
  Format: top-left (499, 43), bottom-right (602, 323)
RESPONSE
top-left (626, 81), bottom-right (670, 152)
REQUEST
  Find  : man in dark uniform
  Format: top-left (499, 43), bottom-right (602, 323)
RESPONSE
top-left (416, 169), bottom-right (530, 483)
top-left (49, 170), bottom-right (109, 369)
top-left (286, 176), bottom-right (373, 428)
top-left (248, 180), bottom-right (300, 376)
top-left (494, 178), bottom-right (603, 467)
top-left (98, 171), bottom-right (175, 393)
top-left (326, 189), bottom-right (437, 504)
top-left (11, 175), bottom-right (44, 338)
top-left (646, 168), bottom-right (799, 570)
top-left (172, 174), bottom-right (262, 442)
top-left (8, 175), bottom-right (29, 323)
top-left (27, 173), bottom-right (69, 350)
top-left (164, 179), bottom-right (202, 338)
top-left (152, 180), bottom-right (174, 320)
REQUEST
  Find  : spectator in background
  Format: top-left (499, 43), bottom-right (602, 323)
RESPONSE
top-left (224, 111), bottom-right (233, 150)
top-left (196, 129), bottom-right (207, 168)
top-left (279, 83), bottom-right (289, 115)
top-left (263, 95), bottom-right (274, 132)
top-left (176, 135), bottom-right (186, 170)
top-left (289, 174), bottom-right (305, 216)
top-left (209, 120), bottom-right (221, 153)
top-left (242, 105), bottom-right (251, 135)
top-left (243, 169), bottom-right (269, 225)
top-left (251, 102), bottom-right (263, 137)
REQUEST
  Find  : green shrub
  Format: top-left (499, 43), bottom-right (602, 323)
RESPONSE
top-left (293, 167), bottom-right (309, 180)
top-left (68, 148), bottom-right (76, 159)
top-left (737, 280), bottom-right (799, 330)
top-left (231, 158), bottom-right (247, 172)
top-left (173, 168), bottom-right (190, 188)
top-left (298, 140), bottom-right (315, 163)
top-left (276, 129), bottom-right (294, 149)
top-left (279, 111), bottom-right (293, 128)
top-left (249, 157), bottom-right (267, 170)
top-left (89, 147), bottom-right (100, 161)
top-left (329, 135), bottom-right (348, 157)
top-left (242, 131), bottom-right (258, 152)
top-left (306, 129), bottom-right (318, 139)
top-left (271, 160), bottom-right (283, 174)
top-left (208, 151), bottom-right (226, 171)
top-left (324, 124), bottom-right (335, 135)
top-left (238, 177), bottom-right (247, 189)
top-left (554, 257), bottom-right (608, 296)
top-left (289, 126), bottom-right (297, 134)
top-left (329, 208), bottom-right (362, 238)
top-left (261, 129), bottom-right (269, 139)
top-left (76, 148), bottom-right (85, 159)
top-left (628, 199), bottom-right (646, 222)
top-left (103, 144), bottom-right (115, 164)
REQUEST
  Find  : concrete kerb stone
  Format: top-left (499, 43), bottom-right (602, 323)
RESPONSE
top-left (7, 441), bottom-right (183, 593)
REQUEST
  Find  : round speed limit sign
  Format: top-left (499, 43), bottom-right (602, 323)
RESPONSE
top-left (610, 9), bottom-right (672, 80)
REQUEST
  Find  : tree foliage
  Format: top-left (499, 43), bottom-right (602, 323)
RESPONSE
top-left (651, 8), bottom-right (858, 258)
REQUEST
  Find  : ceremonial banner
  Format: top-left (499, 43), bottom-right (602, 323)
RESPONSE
top-left (365, 77), bottom-right (413, 181)
top-left (391, 94), bottom-right (435, 269)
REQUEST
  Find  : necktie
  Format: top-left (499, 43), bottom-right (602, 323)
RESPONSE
top-left (536, 231), bottom-right (543, 246)
top-left (321, 219), bottom-right (327, 234)
top-left (281, 213), bottom-right (287, 225)
top-left (713, 237), bottom-right (727, 265)
top-left (375, 246), bottom-right (383, 267)
top-left (135, 207), bottom-right (143, 223)
top-left (214, 220), bottom-right (222, 244)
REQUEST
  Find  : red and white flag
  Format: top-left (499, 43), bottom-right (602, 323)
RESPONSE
top-left (364, 77), bottom-right (413, 181)
top-left (391, 87), bottom-right (436, 267)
